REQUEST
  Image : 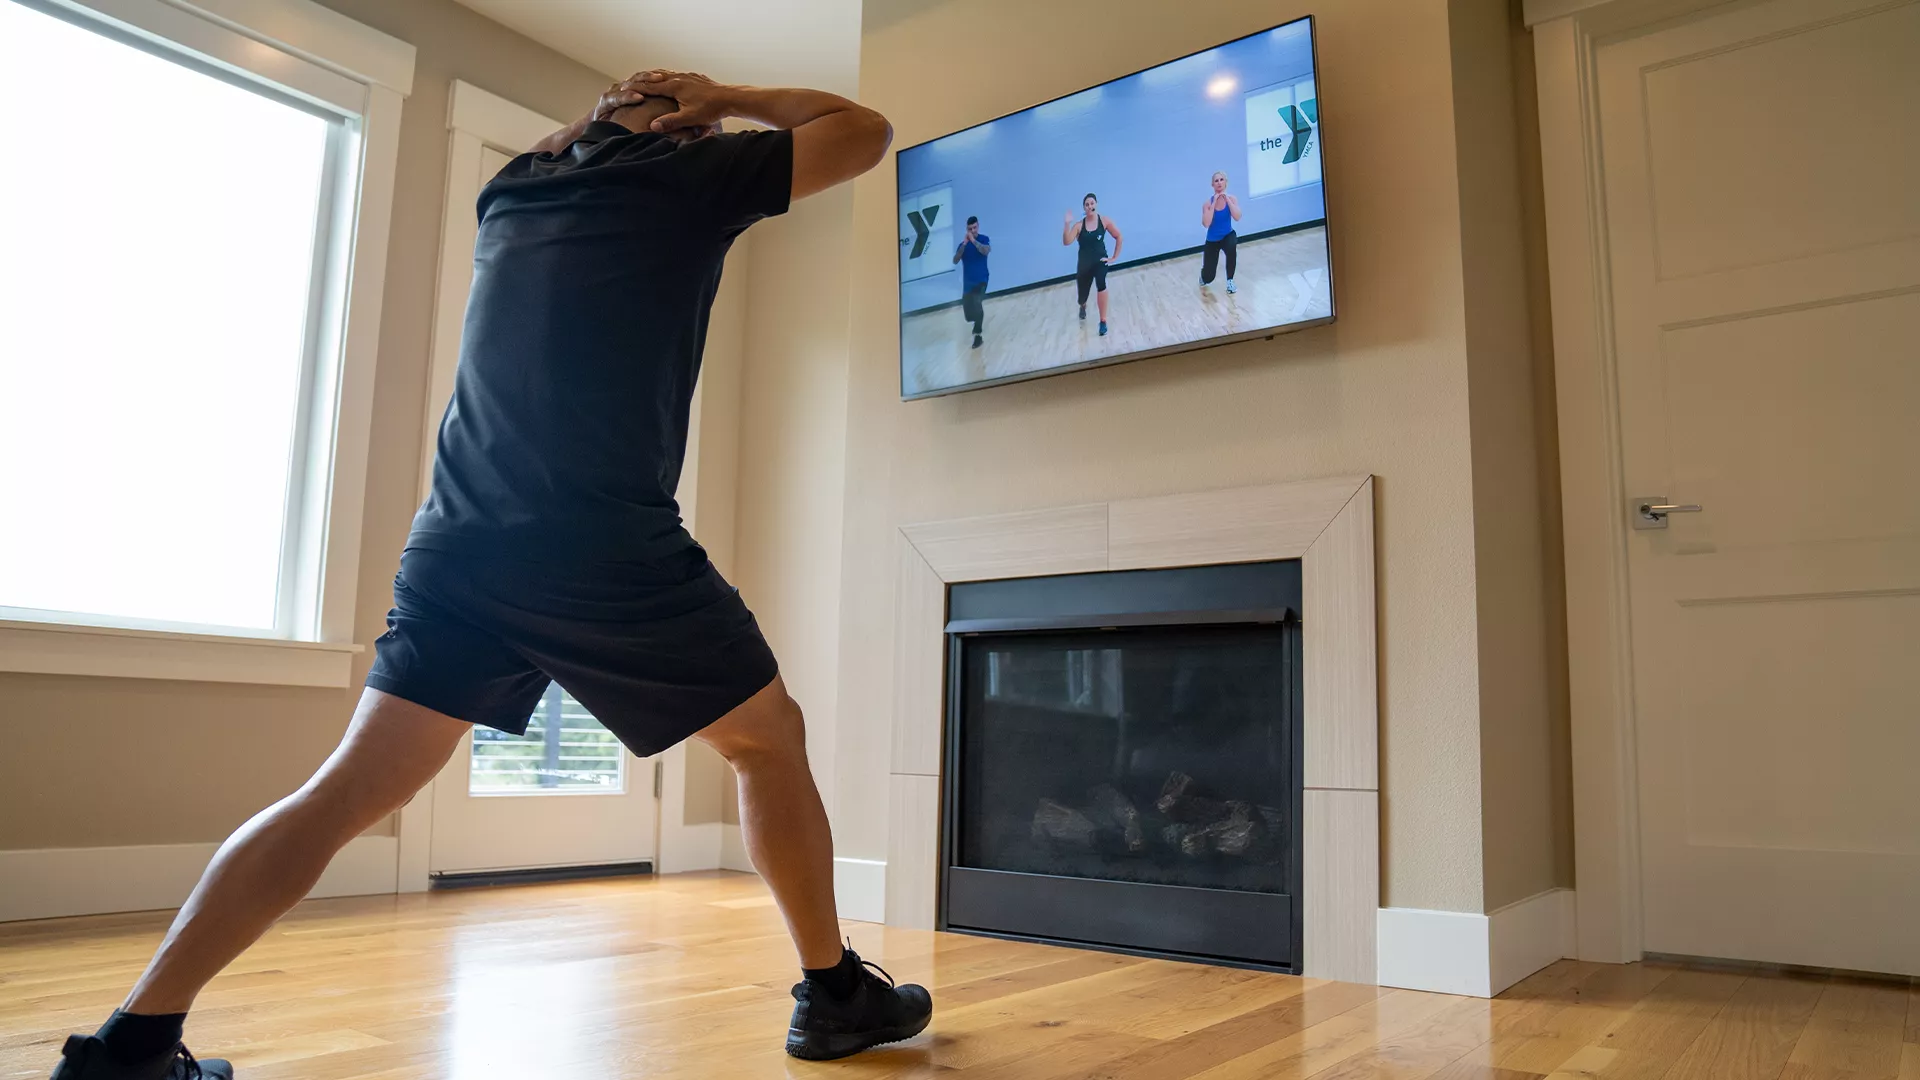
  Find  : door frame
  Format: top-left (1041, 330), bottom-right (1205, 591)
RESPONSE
top-left (393, 81), bottom-right (719, 890)
top-left (1524, 0), bottom-right (1745, 963)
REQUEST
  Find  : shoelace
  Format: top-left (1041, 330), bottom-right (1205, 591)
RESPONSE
top-left (856, 955), bottom-right (897, 989)
top-left (173, 1045), bottom-right (204, 1080)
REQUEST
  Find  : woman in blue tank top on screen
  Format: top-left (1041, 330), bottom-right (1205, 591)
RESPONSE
top-left (1200, 170), bottom-right (1242, 294)
top-left (1062, 192), bottom-right (1123, 336)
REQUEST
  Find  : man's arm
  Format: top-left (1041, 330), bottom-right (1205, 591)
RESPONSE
top-left (640, 72), bottom-right (892, 201)
top-left (954, 242), bottom-right (967, 264)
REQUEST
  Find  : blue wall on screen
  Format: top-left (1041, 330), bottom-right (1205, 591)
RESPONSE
top-left (896, 21), bottom-right (1325, 314)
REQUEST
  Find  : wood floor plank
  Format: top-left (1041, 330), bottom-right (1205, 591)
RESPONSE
top-left (1529, 968), bottom-right (1751, 1080)
top-left (1189, 988), bottom-right (1466, 1080)
top-left (1779, 980), bottom-right (1914, 1080)
top-left (1052, 978), bottom-right (1381, 1080)
top-left (1424, 1052), bottom-right (1547, 1080)
top-left (1541, 1045), bottom-right (1619, 1079)
top-left (1116, 968), bottom-right (1318, 1042)
top-left (1504, 961), bottom-right (1615, 1002)
top-left (1301, 996), bottom-right (1498, 1080)
top-left (1817, 980), bottom-right (1914, 1027)
top-left (1484, 965), bottom-right (1627, 1063)
top-left (935, 950), bottom-right (1148, 1007)
top-left (1491, 961), bottom-right (1677, 1073)
top-left (1663, 971), bottom-right (1829, 1080)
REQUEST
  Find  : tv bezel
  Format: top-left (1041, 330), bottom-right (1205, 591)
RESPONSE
top-left (894, 14), bottom-right (1334, 401)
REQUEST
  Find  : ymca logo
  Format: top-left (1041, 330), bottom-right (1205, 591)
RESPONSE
top-left (1257, 99), bottom-right (1317, 163)
top-left (1244, 81), bottom-right (1320, 196)
top-left (905, 203), bottom-right (940, 259)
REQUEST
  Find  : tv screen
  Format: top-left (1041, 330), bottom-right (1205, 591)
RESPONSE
top-left (896, 17), bottom-right (1332, 399)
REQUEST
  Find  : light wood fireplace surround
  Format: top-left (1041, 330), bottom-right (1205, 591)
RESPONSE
top-left (883, 474), bottom-right (1379, 984)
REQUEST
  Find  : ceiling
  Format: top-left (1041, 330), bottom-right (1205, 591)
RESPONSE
top-left (452, 0), bottom-right (862, 95)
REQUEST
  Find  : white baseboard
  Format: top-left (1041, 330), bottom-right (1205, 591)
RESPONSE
top-left (1490, 888), bottom-right (1577, 995)
top-left (656, 820), bottom-right (721, 875)
top-left (1378, 905), bottom-right (1494, 996)
top-left (719, 823), bottom-right (754, 873)
top-left (0, 836), bottom-right (400, 924)
top-left (833, 857), bottom-right (886, 924)
top-left (1377, 888), bottom-right (1574, 997)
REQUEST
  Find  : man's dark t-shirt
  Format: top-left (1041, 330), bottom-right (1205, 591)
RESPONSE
top-left (409, 122), bottom-right (792, 561)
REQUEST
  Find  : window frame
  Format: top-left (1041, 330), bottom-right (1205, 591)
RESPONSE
top-left (0, 0), bottom-right (415, 686)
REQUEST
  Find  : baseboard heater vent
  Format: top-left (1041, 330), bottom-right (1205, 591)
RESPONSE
top-left (429, 861), bottom-right (654, 890)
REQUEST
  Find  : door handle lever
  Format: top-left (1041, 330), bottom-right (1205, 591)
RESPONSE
top-left (1631, 496), bottom-right (1703, 530)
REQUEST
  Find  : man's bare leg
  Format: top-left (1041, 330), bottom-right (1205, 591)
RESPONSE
top-left (696, 676), bottom-right (933, 1059)
top-left (693, 676), bottom-right (841, 969)
top-left (124, 690), bottom-right (468, 1013)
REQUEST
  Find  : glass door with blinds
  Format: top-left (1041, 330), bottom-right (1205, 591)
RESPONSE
top-left (428, 684), bottom-right (659, 878)
top-left (470, 686), bottom-right (624, 795)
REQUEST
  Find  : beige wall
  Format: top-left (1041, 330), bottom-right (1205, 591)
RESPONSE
top-left (1515, 8), bottom-right (1577, 898)
top-left (0, 0), bottom-right (612, 850)
top-left (833, 0), bottom-right (1525, 914)
top-left (1449, 0), bottom-right (1572, 910)
top-left (732, 188), bottom-right (862, 793)
top-left (683, 240), bottom-right (754, 829)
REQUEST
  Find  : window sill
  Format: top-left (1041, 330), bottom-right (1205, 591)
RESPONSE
top-left (0, 618), bottom-right (363, 688)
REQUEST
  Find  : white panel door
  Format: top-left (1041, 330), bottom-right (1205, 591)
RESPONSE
top-left (1599, 0), bottom-right (1920, 974)
top-left (424, 145), bottom-right (659, 876)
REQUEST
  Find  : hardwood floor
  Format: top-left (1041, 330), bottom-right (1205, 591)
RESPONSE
top-left (900, 226), bottom-right (1332, 396)
top-left (1, 873), bottom-right (1913, 1079)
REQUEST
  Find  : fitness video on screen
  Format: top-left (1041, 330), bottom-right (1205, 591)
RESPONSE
top-left (896, 18), bottom-right (1333, 399)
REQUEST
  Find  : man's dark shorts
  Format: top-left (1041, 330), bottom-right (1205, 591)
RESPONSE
top-left (366, 546), bottom-right (779, 756)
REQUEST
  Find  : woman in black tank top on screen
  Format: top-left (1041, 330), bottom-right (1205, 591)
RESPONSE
top-left (1062, 192), bottom-right (1123, 336)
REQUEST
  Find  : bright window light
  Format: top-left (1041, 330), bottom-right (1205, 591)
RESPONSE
top-left (1207, 74), bottom-right (1240, 98)
top-left (0, 2), bottom-right (333, 632)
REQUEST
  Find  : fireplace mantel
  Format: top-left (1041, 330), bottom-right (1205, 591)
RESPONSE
top-left (884, 475), bottom-right (1378, 985)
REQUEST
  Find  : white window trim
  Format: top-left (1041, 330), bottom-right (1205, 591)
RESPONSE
top-left (0, 0), bottom-right (415, 687)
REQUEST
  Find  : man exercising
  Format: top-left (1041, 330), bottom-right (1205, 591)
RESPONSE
top-left (953, 215), bottom-right (990, 349)
top-left (49, 70), bottom-right (925, 1080)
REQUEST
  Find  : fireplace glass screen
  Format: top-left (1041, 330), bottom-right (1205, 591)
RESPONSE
top-left (953, 624), bottom-right (1295, 896)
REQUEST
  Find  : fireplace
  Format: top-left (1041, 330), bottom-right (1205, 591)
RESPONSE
top-left (939, 561), bottom-right (1303, 970)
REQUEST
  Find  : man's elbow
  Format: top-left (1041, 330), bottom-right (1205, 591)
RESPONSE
top-left (855, 108), bottom-right (893, 170)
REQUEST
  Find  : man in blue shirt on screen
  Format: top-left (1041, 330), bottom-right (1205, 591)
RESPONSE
top-left (953, 215), bottom-right (990, 349)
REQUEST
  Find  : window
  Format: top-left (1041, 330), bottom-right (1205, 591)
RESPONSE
top-left (0, 0), bottom-right (410, 666)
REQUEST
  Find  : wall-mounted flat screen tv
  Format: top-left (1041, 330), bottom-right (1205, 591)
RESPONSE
top-left (896, 17), bottom-right (1332, 400)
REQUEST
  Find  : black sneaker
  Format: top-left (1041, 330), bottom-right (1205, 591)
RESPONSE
top-left (50, 1036), bottom-right (231, 1079)
top-left (785, 951), bottom-right (932, 1061)
top-left (1079, 304), bottom-right (1087, 321)
top-left (972, 334), bottom-right (983, 349)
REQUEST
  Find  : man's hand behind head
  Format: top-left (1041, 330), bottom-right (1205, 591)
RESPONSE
top-left (637, 71), bottom-right (731, 135)
top-left (593, 77), bottom-right (651, 122)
